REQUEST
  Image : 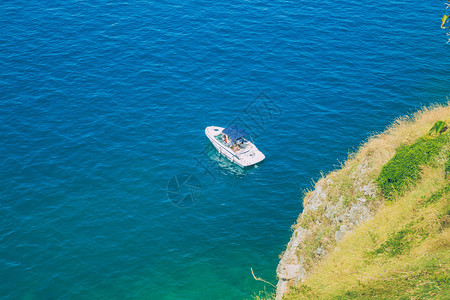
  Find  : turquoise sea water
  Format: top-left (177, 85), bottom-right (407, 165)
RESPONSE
top-left (1, 1), bottom-right (449, 299)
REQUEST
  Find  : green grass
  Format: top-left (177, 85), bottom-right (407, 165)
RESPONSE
top-left (377, 133), bottom-right (449, 201)
top-left (249, 288), bottom-right (275, 300)
top-left (369, 224), bottom-right (414, 257)
top-left (333, 253), bottom-right (450, 299)
top-left (420, 184), bottom-right (450, 208)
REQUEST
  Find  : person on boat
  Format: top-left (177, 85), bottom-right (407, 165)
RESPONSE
top-left (224, 134), bottom-right (231, 147)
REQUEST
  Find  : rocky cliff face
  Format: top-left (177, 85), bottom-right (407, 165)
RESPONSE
top-left (275, 161), bottom-right (380, 299)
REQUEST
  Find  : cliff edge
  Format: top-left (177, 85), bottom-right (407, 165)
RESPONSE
top-left (275, 104), bottom-right (450, 299)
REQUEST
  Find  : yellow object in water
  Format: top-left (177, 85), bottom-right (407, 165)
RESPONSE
top-left (441, 14), bottom-right (449, 28)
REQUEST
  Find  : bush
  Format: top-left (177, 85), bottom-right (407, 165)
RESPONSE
top-left (377, 133), bottom-right (449, 201)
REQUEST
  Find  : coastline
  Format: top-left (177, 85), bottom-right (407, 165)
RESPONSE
top-left (274, 103), bottom-right (450, 299)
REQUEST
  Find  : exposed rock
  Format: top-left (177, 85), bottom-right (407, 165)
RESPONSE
top-left (277, 263), bottom-right (301, 280)
top-left (276, 226), bottom-right (308, 300)
top-left (355, 163), bottom-right (368, 177)
top-left (335, 224), bottom-right (349, 242)
top-left (360, 183), bottom-right (377, 198)
top-left (314, 246), bottom-right (326, 257)
top-left (275, 280), bottom-right (289, 300)
top-left (348, 202), bottom-right (372, 225)
top-left (324, 203), bottom-right (338, 220)
top-left (302, 180), bottom-right (327, 213)
top-left (275, 163), bottom-right (377, 300)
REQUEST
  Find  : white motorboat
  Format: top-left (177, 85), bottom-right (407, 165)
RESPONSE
top-left (205, 125), bottom-right (265, 167)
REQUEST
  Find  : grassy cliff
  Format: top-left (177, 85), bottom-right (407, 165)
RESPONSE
top-left (269, 103), bottom-right (450, 300)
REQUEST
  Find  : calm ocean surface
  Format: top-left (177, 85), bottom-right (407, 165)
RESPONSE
top-left (0, 0), bottom-right (449, 299)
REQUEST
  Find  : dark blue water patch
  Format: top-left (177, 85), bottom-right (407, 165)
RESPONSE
top-left (0, 0), bottom-right (449, 299)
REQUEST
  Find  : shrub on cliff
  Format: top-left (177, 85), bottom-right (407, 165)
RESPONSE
top-left (377, 133), bottom-right (449, 201)
top-left (428, 120), bottom-right (447, 135)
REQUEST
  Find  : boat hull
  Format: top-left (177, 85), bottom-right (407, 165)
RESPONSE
top-left (205, 126), bottom-right (265, 167)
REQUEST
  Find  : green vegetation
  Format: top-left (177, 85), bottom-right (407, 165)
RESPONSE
top-left (420, 184), bottom-right (450, 207)
top-left (429, 120), bottom-right (447, 135)
top-left (250, 289), bottom-right (275, 300)
top-left (329, 254), bottom-right (449, 299)
top-left (377, 133), bottom-right (449, 201)
top-left (369, 224), bottom-right (414, 257)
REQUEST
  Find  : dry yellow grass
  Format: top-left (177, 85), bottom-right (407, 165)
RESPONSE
top-left (282, 103), bottom-right (450, 299)
top-left (290, 165), bottom-right (449, 298)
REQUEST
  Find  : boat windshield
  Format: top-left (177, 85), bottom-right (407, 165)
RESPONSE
top-left (236, 137), bottom-right (249, 149)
